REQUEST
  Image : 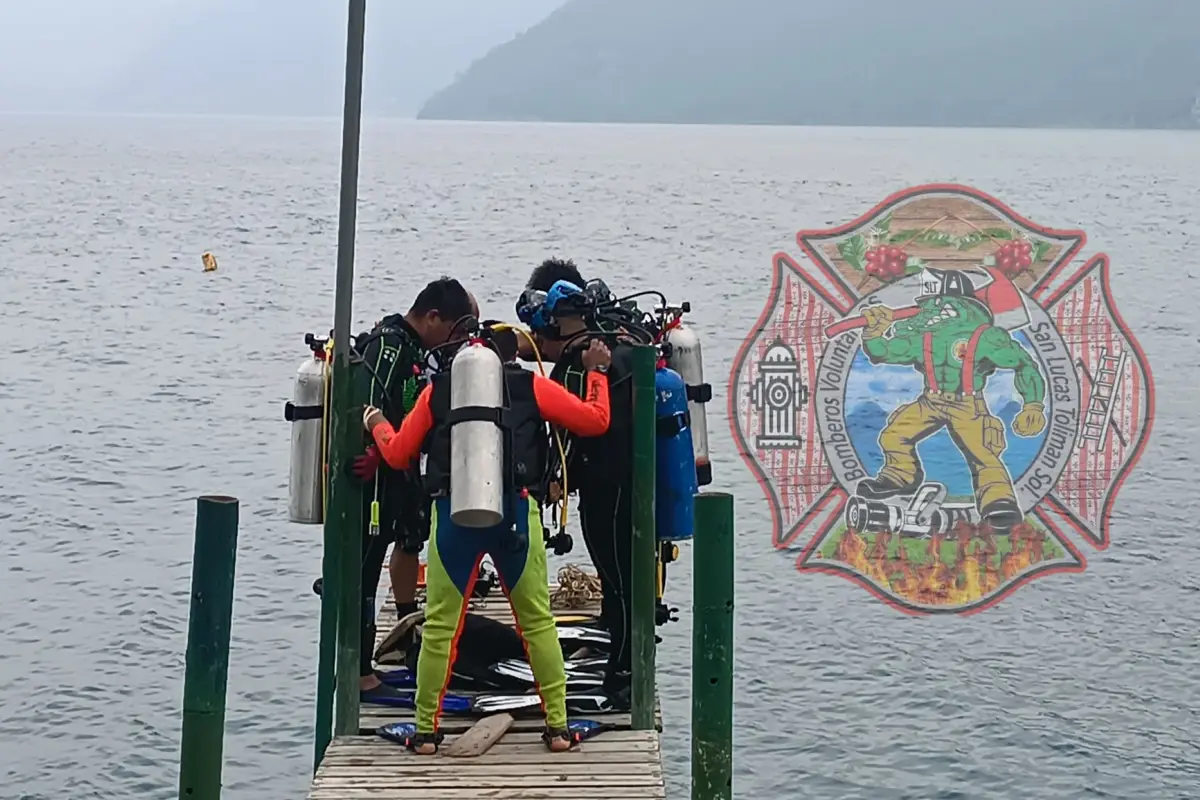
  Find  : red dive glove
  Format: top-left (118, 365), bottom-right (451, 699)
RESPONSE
top-left (352, 445), bottom-right (382, 480)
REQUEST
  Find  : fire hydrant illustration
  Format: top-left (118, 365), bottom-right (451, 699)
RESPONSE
top-left (752, 339), bottom-right (808, 449)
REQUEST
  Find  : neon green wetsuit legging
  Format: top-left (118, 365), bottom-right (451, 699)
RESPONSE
top-left (418, 492), bottom-right (567, 733)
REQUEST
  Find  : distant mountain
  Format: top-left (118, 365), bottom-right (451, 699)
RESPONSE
top-left (419, 0), bottom-right (1200, 129)
top-left (98, 0), bottom-right (565, 117)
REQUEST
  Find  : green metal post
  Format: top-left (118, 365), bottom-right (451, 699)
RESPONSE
top-left (329, 0), bottom-right (368, 741)
top-left (178, 495), bottom-right (240, 800)
top-left (691, 492), bottom-right (734, 800)
top-left (629, 344), bottom-right (658, 730)
top-left (314, 442), bottom-right (339, 769)
top-left (313, 541), bottom-right (338, 768)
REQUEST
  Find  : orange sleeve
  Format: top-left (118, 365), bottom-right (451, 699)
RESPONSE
top-left (533, 372), bottom-right (610, 437)
top-left (371, 384), bottom-right (434, 469)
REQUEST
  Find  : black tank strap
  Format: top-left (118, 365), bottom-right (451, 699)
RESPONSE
top-left (446, 405), bottom-right (508, 427)
top-left (284, 402), bottom-right (323, 421)
top-left (656, 411), bottom-right (691, 438)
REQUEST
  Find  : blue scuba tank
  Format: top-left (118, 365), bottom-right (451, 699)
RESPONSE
top-left (655, 365), bottom-right (699, 541)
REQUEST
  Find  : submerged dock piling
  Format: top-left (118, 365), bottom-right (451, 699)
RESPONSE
top-left (177, 495), bottom-right (240, 800)
top-left (691, 491), bottom-right (735, 800)
top-left (630, 344), bottom-right (659, 730)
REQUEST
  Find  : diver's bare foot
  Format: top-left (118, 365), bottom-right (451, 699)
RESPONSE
top-left (406, 732), bottom-right (442, 755)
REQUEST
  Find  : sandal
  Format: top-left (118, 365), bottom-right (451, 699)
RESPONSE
top-left (404, 731), bottom-right (444, 755)
top-left (542, 725), bottom-right (577, 752)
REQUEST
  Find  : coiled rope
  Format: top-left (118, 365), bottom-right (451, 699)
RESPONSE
top-left (550, 564), bottom-right (603, 610)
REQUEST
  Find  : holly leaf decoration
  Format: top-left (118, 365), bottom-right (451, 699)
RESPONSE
top-left (837, 234), bottom-right (868, 270)
top-left (956, 231), bottom-right (988, 250)
top-left (982, 227), bottom-right (1015, 240)
top-left (914, 230), bottom-right (956, 247)
top-left (887, 228), bottom-right (921, 245)
top-left (876, 214), bottom-right (892, 235)
top-left (904, 256), bottom-right (926, 275)
top-left (1030, 239), bottom-right (1052, 264)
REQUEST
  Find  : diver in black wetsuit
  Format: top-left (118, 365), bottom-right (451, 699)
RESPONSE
top-left (315, 277), bottom-right (478, 705)
top-left (522, 259), bottom-right (635, 706)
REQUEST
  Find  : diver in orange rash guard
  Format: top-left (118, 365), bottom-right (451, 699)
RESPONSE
top-left (363, 333), bottom-right (612, 755)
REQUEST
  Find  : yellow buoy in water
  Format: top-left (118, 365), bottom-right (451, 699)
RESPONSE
top-left (201, 252), bottom-right (218, 272)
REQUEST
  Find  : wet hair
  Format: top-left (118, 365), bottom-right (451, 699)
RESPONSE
top-left (526, 258), bottom-right (586, 292)
top-left (490, 326), bottom-right (519, 362)
top-left (410, 276), bottom-right (474, 322)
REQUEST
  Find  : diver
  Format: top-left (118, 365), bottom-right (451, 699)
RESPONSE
top-left (521, 260), bottom-right (639, 707)
top-left (363, 324), bottom-right (614, 754)
top-left (316, 276), bottom-right (478, 705)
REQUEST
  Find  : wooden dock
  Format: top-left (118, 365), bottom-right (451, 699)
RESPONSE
top-left (309, 573), bottom-right (667, 799)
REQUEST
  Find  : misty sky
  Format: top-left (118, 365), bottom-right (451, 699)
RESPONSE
top-left (0, 0), bottom-right (565, 116)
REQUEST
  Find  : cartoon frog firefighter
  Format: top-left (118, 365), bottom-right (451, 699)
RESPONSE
top-left (856, 268), bottom-right (1047, 532)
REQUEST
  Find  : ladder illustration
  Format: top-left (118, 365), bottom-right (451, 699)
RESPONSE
top-left (1080, 348), bottom-right (1127, 445)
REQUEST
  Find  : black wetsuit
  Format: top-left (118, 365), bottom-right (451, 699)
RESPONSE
top-left (550, 341), bottom-right (635, 693)
top-left (355, 315), bottom-right (430, 677)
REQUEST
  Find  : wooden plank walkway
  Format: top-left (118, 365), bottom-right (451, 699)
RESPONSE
top-left (311, 731), bottom-right (665, 799)
top-left (309, 568), bottom-right (666, 798)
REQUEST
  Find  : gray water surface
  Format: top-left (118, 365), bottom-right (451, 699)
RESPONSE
top-left (1, 116), bottom-right (1198, 800)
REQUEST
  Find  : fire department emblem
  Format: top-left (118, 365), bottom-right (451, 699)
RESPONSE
top-left (729, 184), bottom-right (1154, 614)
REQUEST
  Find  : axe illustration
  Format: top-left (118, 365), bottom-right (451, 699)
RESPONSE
top-left (823, 268), bottom-right (1028, 338)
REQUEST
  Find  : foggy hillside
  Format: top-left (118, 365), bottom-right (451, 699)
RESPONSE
top-left (0, 0), bottom-right (564, 116)
top-left (418, 0), bottom-right (1200, 129)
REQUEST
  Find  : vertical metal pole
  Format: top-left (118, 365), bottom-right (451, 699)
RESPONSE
top-left (178, 496), bottom-right (240, 800)
top-left (329, 0), bottom-right (367, 741)
top-left (629, 344), bottom-right (658, 730)
top-left (691, 492), bottom-right (734, 800)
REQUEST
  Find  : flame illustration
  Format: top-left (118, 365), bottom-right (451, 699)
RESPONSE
top-left (831, 518), bottom-right (1048, 608)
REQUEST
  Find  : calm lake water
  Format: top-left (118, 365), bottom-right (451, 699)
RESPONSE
top-left (1, 115), bottom-right (1198, 800)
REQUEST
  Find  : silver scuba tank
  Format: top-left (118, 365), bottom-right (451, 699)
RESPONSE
top-left (665, 323), bottom-right (713, 486)
top-left (449, 343), bottom-right (506, 528)
top-left (285, 349), bottom-right (328, 524)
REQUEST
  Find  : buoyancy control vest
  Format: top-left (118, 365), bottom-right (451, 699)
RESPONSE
top-left (422, 364), bottom-right (549, 498)
top-left (550, 341), bottom-right (634, 486)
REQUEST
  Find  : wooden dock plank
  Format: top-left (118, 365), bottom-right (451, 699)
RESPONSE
top-left (310, 733), bottom-right (666, 800)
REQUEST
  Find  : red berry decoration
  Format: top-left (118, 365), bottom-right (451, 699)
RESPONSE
top-left (1016, 240), bottom-right (1034, 269)
top-left (864, 245), bottom-right (909, 282)
top-left (993, 241), bottom-right (1027, 277)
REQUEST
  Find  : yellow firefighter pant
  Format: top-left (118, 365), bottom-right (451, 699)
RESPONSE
top-left (877, 393), bottom-right (1016, 513)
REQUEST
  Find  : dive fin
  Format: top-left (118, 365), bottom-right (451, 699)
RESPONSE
top-left (471, 693), bottom-right (544, 714)
top-left (565, 695), bottom-right (619, 715)
top-left (361, 684), bottom-right (416, 708)
top-left (359, 688), bottom-right (474, 714)
top-left (558, 626), bottom-right (611, 646)
top-left (568, 719), bottom-right (618, 742)
top-left (376, 667), bottom-right (415, 688)
top-left (373, 610), bottom-right (426, 664)
top-left (377, 721), bottom-right (418, 745)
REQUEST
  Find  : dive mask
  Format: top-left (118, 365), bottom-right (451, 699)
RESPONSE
top-left (516, 280), bottom-right (587, 333)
